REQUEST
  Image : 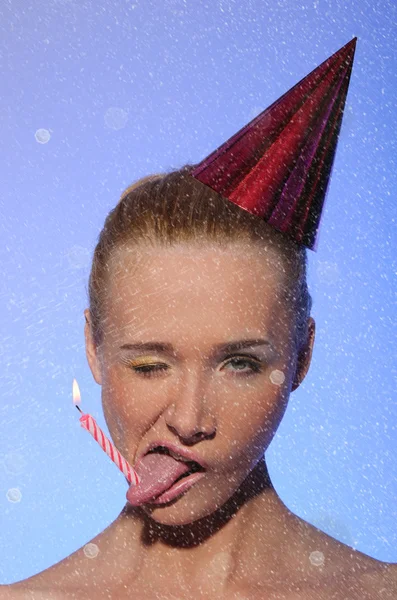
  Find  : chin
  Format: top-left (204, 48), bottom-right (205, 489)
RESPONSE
top-left (142, 491), bottom-right (218, 525)
top-left (140, 475), bottom-right (247, 527)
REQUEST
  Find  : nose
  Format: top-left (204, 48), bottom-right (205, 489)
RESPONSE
top-left (164, 369), bottom-right (216, 444)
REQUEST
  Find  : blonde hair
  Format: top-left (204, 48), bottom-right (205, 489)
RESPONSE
top-left (87, 164), bottom-right (313, 350)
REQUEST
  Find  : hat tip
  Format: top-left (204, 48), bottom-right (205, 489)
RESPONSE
top-left (342, 37), bottom-right (357, 56)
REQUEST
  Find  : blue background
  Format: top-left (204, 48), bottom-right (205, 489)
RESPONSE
top-left (1, 0), bottom-right (396, 585)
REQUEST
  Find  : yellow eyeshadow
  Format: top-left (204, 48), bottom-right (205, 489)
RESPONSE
top-left (127, 356), bottom-right (159, 367)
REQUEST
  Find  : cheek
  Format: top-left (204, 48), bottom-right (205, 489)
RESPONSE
top-left (101, 369), bottom-right (137, 447)
top-left (227, 384), bottom-right (288, 432)
top-left (214, 368), bottom-right (291, 440)
top-left (102, 399), bottom-right (124, 450)
top-left (212, 387), bottom-right (290, 471)
top-left (102, 366), bottom-right (166, 445)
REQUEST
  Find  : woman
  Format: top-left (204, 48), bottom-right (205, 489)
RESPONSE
top-left (4, 167), bottom-right (395, 599)
top-left (3, 41), bottom-right (396, 599)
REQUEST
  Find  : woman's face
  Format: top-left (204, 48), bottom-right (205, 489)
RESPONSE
top-left (84, 241), bottom-right (315, 525)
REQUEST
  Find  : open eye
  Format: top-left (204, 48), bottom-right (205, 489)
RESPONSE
top-left (223, 356), bottom-right (262, 376)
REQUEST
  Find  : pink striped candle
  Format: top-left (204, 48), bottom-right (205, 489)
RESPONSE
top-left (72, 379), bottom-right (140, 487)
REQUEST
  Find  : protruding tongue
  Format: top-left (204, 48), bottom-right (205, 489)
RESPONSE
top-left (126, 452), bottom-right (192, 506)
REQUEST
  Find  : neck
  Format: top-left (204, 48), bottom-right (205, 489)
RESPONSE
top-left (106, 457), bottom-right (295, 593)
top-left (122, 456), bottom-right (275, 548)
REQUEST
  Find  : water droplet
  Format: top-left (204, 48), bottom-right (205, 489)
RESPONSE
top-left (269, 369), bottom-right (285, 385)
top-left (104, 107), bottom-right (129, 130)
top-left (309, 550), bottom-right (325, 566)
top-left (2, 452), bottom-right (27, 475)
top-left (83, 542), bottom-right (99, 559)
top-left (35, 128), bottom-right (51, 144)
top-left (7, 488), bottom-right (22, 503)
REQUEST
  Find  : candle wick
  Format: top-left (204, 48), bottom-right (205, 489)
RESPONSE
top-left (75, 405), bottom-right (83, 414)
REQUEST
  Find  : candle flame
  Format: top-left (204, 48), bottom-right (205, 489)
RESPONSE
top-left (72, 378), bottom-right (81, 405)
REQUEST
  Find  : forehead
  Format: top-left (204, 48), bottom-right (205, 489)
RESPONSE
top-left (104, 242), bottom-right (290, 343)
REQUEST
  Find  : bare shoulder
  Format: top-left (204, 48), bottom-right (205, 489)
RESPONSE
top-left (0, 585), bottom-right (13, 600)
top-left (0, 583), bottom-right (57, 600)
top-left (0, 581), bottom-right (68, 600)
top-left (0, 584), bottom-right (34, 600)
top-left (0, 531), bottom-right (113, 600)
top-left (358, 560), bottom-right (397, 597)
top-left (289, 517), bottom-right (397, 597)
top-left (0, 519), bottom-right (127, 600)
top-left (0, 546), bottom-right (88, 600)
top-left (320, 536), bottom-right (397, 597)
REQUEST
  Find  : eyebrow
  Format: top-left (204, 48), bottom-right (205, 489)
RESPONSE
top-left (119, 339), bottom-right (275, 355)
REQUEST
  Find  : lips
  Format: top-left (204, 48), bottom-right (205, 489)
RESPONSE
top-left (147, 446), bottom-right (204, 477)
top-left (126, 440), bottom-right (209, 507)
top-left (136, 440), bottom-right (209, 471)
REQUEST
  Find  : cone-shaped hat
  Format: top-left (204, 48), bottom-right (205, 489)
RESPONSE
top-left (190, 38), bottom-right (357, 251)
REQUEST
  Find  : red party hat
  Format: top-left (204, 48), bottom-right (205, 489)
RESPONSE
top-left (190, 38), bottom-right (357, 251)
